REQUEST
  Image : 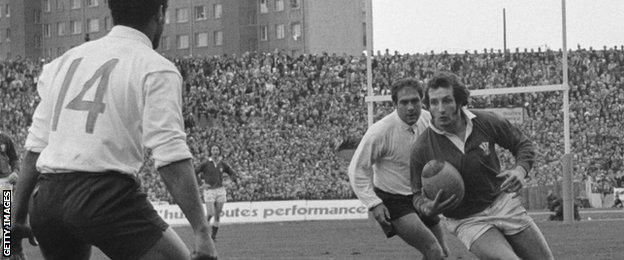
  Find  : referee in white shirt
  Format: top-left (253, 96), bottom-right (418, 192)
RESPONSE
top-left (11, 1), bottom-right (216, 259)
top-left (348, 78), bottom-right (449, 259)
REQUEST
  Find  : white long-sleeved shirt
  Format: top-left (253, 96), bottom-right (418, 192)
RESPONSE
top-left (25, 26), bottom-right (191, 174)
top-left (348, 110), bottom-right (431, 209)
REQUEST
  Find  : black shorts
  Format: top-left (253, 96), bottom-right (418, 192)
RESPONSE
top-left (29, 172), bottom-right (169, 260)
top-left (374, 188), bottom-right (440, 237)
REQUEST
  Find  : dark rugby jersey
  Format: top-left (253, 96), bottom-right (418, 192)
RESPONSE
top-left (410, 109), bottom-right (535, 219)
top-left (195, 158), bottom-right (238, 189)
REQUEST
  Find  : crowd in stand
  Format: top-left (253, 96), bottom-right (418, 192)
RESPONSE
top-left (1, 46), bottom-right (623, 203)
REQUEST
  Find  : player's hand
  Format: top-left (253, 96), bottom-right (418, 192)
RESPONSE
top-left (498, 166), bottom-right (526, 195)
top-left (417, 190), bottom-right (457, 217)
top-left (192, 226), bottom-right (217, 260)
top-left (370, 203), bottom-right (391, 226)
top-left (8, 171), bottom-right (18, 185)
top-left (10, 223), bottom-right (38, 258)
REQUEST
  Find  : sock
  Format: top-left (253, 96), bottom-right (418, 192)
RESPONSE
top-left (212, 222), bottom-right (219, 240)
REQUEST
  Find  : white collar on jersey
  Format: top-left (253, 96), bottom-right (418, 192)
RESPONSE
top-left (108, 25), bottom-right (153, 49)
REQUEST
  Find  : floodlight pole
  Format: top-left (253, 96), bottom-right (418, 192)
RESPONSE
top-left (365, 0), bottom-right (374, 128)
top-left (561, 0), bottom-right (574, 224)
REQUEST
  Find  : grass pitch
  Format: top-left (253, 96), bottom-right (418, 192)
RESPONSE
top-left (20, 209), bottom-right (624, 259)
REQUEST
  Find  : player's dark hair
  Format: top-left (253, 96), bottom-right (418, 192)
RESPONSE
top-left (108, 0), bottom-right (168, 28)
top-left (390, 78), bottom-right (424, 103)
top-left (424, 71), bottom-right (470, 109)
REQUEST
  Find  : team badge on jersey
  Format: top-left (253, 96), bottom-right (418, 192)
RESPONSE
top-left (479, 142), bottom-right (490, 156)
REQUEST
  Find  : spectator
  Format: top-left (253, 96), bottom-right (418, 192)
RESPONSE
top-left (1, 46), bottom-right (623, 202)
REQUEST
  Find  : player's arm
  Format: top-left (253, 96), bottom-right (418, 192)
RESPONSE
top-left (158, 159), bottom-right (210, 232)
top-left (11, 68), bottom-right (55, 252)
top-left (489, 114), bottom-right (535, 192)
top-left (14, 62), bottom-right (54, 225)
top-left (347, 130), bottom-right (383, 210)
top-left (13, 152), bottom-right (40, 224)
top-left (223, 161), bottom-right (238, 184)
top-left (409, 145), bottom-right (452, 219)
top-left (142, 70), bottom-right (216, 258)
top-left (347, 130), bottom-right (395, 226)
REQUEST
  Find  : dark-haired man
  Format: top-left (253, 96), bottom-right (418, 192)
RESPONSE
top-left (410, 71), bottom-right (553, 260)
top-left (11, 0), bottom-right (216, 259)
top-left (348, 78), bottom-right (449, 259)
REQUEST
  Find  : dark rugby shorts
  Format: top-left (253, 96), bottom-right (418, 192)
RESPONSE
top-left (29, 172), bottom-right (168, 259)
top-left (374, 187), bottom-right (440, 238)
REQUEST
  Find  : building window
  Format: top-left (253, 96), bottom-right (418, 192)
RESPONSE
top-left (275, 0), bottom-right (284, 11)
top-left (104, 17), bottom-right (112, 31)
top-left (88, 18), bottom-right (99, 33)
top-left (43, 0), bottom-right (51, 12)
top-left (57, 22), bottom-right (66, 36)
top-left (260, 25), bottom-right (268, 41)
top-left (70, 20), bottom-right (82, 34)
top-left (34, 10), bottom-right (42, 24)
top-left (276, 24), bottom-right (284, 39)
top-left (86, 0), bottom-right (98, 7)
top-left (245, 11), bottom-right (256, 25)
top-left (0, 6), bottom-right (3, 18)
top-left (165, 10), bottom-right (170, 24)
top-left (43, 24), bottom-right (51, 37)
top-left (213, 4), bottom-right (222, 19)
top-left (176, 8), bottom-right (188, 23)
top-left (6, 28), bottom-right (10, 42)
top-left (70, 0), bottom-right (81, 9)
top-left (260, 0), bottom-right (268, 14)
top-left (5, 4), bottom-right (10, 17)
top-left (213, 30), bottom-right (222, 46)
top-left (196, 32), bottom-right (208, 47)
top-left (160, 36), bottom-right (170, 50)
top-left (35, 34), bottom-right (42, 48)
top-left (195, 6), bottom-right (206, 20)
top-left (177, 35), bottom-right (189, 49)
top-left (291, 22), bottom-right (301, 41)
top-left (290, 0), bottom-right (300, 9)
top-left (56, 0), bottom-right (64, 10)
top-left (57, 47), bottom-right (64, 56)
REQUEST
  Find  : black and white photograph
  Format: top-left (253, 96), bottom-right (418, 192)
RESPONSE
top-left (1, 0), bottom-right (623, 259)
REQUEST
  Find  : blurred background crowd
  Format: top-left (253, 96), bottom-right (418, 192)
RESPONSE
top-left (1, 46), bottom-right (623, 204)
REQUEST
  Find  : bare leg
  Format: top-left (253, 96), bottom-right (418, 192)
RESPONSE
top-left (391, 213), bottom-right (445, 260)
top-left (212, 201), bottom-right (225, 240)
top-left (506, 222), bottom-right (554, 260)
top-left (469, 227), bottom-right (520, 260)
top-left (139, 227), bottom-right (190, 260)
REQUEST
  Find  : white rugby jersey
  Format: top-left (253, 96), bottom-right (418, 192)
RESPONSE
top-left (348, 110), bottom-right (431, 209)
top-left (25, 26), bottom-right (192, 174)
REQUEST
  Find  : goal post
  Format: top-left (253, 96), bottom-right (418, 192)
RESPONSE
top-left (364, 0), bottom-right (574, 223)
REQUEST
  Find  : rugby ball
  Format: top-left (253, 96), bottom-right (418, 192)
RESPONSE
top-left (421, 160), bottom-right (465, 211)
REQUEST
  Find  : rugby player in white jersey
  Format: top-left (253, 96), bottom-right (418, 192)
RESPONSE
top-left (10, 0), bottom-right (217, 259)
top-left (348, 78), bottom-right (453, 260)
